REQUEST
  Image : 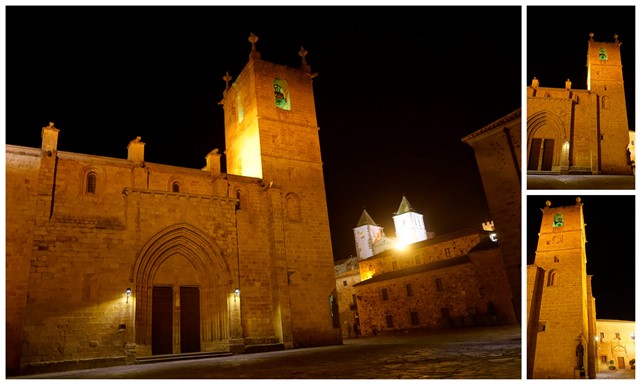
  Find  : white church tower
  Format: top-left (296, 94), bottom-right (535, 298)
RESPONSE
top-left (392, 195), bottom-right (428, 246)
top-left (353, 209), bottom-right (384, 260)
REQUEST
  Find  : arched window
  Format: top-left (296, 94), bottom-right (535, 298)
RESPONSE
top-left (601, 96), bottom-right (608, 110)
top-left (547, 270), bottom-right (558, 287)
top-left (274, 78), bottom-right (291, 110)
top-left (172, 182), bottom-right (180, 193)
top-left (87, 172), bottom-right (97, 194)
top-left (235, 189), bottom-right (242, 210)
top-left (599, 48), bottom-right (608, 60)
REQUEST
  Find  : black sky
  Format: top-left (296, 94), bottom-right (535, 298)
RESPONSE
top-left (527, 5), bottom-right (635, 132)
top-left (527, 195), bottom-right (635, 321)
top-left (5, 6), bottom-right (522, 261)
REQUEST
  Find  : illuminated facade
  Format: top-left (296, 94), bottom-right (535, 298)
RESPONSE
top-left (594, 320), bottom-right (636, 372)
top-left (336, 199), bottom-right (517, 337)
top-left (5, 35), bottom-right (341, 375)
top-left (527, 34), bottom-right (633, 175)
top-left (526, 198), bottom-right (596, 379)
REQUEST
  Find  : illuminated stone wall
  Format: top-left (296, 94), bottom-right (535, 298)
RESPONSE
top-left (334, 257), bottom-right (361, 338)
top-left (594, 320), bottom-right (636, 372)
top-left (463, 109), bottom-right (522, 323)
top-left (526, 35), bottom-right (632, 175)
top-left (353, 231), bottom-right (516, 336)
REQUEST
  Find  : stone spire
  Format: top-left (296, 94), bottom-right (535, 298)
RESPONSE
top-left (395, 195), bottom-right (414, 215)
top-left (356, 209), bottom-right (378, 227)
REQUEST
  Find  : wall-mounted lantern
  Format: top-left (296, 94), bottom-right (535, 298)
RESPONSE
top-left (234, 288), bottom-right (241, 302)
top-left (126, 287), bottom-right (132, 303)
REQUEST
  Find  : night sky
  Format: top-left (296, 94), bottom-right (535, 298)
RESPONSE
top-left (526, 195), bottom-right (635, 321)
top-left (4, 5), bottom-right (522, 261)
top-left (527, 5), bottom-right (635, 132)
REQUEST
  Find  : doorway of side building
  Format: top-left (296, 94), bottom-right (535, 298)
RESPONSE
top-left (617, 357), bottom-right (625, 369)
top-left (528, 138), bottom-right (555, 171)
top-left (152, 285), bottom-right (201, 355)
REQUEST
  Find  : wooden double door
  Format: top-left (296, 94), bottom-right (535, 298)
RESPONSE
top-left (528, 138), bottom-right (555, 171)
top-left (152, 286), bottom-right (201, 355)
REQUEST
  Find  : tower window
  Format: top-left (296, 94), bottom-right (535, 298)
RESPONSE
top-left (86, 172), bottom-right (97, 194)
top-left (547, 270), bottom-right (557, 287)
top-left (172, 182), bottom-right (180, 193)
top-left (343, 280), bottom-right (347, 287)
top-left (381, 288), bottom-right (388, 301)
top-left (553, 214), bottom-right (564, 227)
top-left (410, 311), bottom-right (419, 325)
top-left (385, 315), bottom-right (394, 328)
top-left (599, 48), bottom-right (608, 60)
top-left (435, 278), bottom-right (444, 291)
top-left (406, 284), bottom-right (413, 297)
top-left (274, 78), bottom-right (291, 110)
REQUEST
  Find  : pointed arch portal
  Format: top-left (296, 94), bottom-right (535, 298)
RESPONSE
top-left (130, 223), bottom-right (234, 355)
top-left (527, 111), bottom-right (569, 172)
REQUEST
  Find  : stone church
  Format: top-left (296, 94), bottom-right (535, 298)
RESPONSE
top-left (527, 33), bottom-right (633, 175)
top-left (5, 34), bottom-right (341, 375)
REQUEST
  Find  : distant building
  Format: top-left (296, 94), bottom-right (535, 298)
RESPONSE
top-left (594, 320), bottom-right (636, 372)
top-left (5, 34), bottom-right (341, 375)
top-left (335, 196), bottom-right (517, 337)
top-left (527, 34), bottom-right (633, 175)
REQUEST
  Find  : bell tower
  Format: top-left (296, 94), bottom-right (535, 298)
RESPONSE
top-left (220, 34), bottom-right (340, 347)
top-left (392, 195), bottom-right (428, 246)
top-left (529, 198), bottom-right (595, 378)
top-left (586, 33), bottom-right (632, 175)
top-left (353, 209), bottom-right (384, 260)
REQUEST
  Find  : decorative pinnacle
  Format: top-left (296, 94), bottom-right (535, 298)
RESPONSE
top-left (545, 200), bottom-right (551, 207)
top-left (248, 33), bottom-right (261, 60)
top-left (614, 34), bottom-right (619, 43)
top-left (299, 46), bottom-right (308, 66)
top-left (589, 32), bottom-right (594, 41)
top-left (223, 71), bottom-right (232, 91)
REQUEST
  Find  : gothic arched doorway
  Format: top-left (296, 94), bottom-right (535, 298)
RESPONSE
top-left (527, 111), bottom-right (568, 172)
top-left (129, 224), bottom-right (234, 356)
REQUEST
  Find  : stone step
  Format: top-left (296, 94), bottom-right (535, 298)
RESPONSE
top-left (136, 351), bottom-right (233, 364)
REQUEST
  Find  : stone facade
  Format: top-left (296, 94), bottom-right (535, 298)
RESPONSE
top-left (5, 37), bottom-right (341, 375)
top-left (527, 34), bottom-right (632, 175)
top-left (334, 257), bottom-right (360, 338)
top-left (462, 109), bottom-right (522, 322)
top-left (594, 320), bottom-right (636, 372)
top-left (353, 229), bottom-right (517, 335)
top-left (526, 198), bottom-right (597, 379)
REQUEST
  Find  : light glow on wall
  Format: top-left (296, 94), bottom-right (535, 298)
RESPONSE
top-left (228, 122), bottom-right (263, 179)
